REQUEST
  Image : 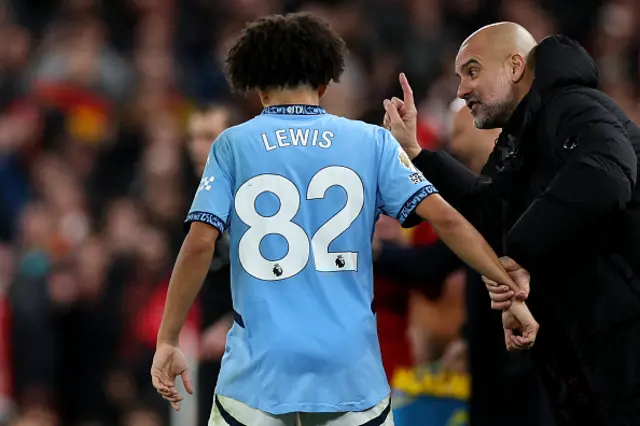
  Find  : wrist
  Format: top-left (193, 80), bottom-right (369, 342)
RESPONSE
top-left (157, 333), bottom-right (179, 347)
top-left (508, 299), bottom-right (526, 309)
top-left (406, 144), bottom-right (422, 160)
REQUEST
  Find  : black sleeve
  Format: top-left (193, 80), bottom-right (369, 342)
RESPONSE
top-left (374, 239), bottom-right (464, 291)
top-left (506, 96), bottom-right (637, 276)
top-left (411, 149), bottom-right (505, 252)
top-left (412, 150), bottom-right (487, 209)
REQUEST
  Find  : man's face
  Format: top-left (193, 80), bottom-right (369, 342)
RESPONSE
top-left (455, 39), bottom-right (517, 129)
top-left (187, 109), bottom-right (229, 175)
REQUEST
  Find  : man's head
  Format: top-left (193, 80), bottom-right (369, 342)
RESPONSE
top-left (455, 22), bottom-right (537, 129)
top-left (448, 99), bottom-right (500, 173)
top-left (187, 105), bottom-right (238, 175)
top-left (224, 13), bottom-right (347, 105)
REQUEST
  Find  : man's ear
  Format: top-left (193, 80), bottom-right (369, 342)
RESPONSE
top-left (509, 53), bottom-right (526, 83)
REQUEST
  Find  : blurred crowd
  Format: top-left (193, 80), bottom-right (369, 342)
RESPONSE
top-left (0, 0), bottom-right (638, 425)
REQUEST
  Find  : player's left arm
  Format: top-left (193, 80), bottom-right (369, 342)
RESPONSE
top-left (505, 98), bottom-right (637, 278)
top-left (157, 135), bottom-right (234, 346)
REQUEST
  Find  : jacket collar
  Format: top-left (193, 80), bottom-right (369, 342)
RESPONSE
top-left (501, 34), bottom-right (598, 141)
top-left (501, 84), bottom-right (542, 143)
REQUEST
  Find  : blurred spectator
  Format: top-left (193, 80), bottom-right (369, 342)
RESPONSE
top-left (121, 406), bottom-right (163, 426)
top-left (186, 105), bottom-right (239, 175)
top-left (371, 215), bottom-right (415, 379)
top-left (185, 104), bottom-right (238, 426)
top-left (31, 16), bottom-right (133, 103)
top-left (0, 244), bottom-right (15, 423)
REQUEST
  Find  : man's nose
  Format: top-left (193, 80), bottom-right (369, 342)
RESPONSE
top-left (457, 82), bottom-right (471, 101)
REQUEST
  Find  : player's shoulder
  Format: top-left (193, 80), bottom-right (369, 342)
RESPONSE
top-left (327, 114), bottom-right (377, 131)
top-left (211, 117), bottom-right (267, 153)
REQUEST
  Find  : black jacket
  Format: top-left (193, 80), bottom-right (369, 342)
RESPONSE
top-left (412, 35), bottom-right (640, 426)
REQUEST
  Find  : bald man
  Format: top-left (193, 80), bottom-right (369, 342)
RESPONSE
top-left (384, 23), bottom-right (640, 426)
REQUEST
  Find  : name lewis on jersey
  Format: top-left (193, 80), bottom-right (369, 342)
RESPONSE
top-left (261, 128), bottom-right (334, 152)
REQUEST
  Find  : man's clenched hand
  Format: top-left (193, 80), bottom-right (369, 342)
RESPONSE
top-left (503, 301), bottom-right (539, 351)
top-left (483, 256), bottom-right (530, 310)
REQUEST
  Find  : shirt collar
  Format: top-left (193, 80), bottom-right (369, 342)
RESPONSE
top-left (261, 104), bottom-right (327, 116)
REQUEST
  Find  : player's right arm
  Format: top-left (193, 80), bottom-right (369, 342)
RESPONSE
top-left (414, 194), bottom-right (521, 299)
top-left (376, 128), bottom-right (524, 299)
top-left (417, 193), bottom-right (540, 352)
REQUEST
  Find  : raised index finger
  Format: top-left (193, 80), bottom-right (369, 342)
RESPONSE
top-left (399, 73), bottom-right (414, 108)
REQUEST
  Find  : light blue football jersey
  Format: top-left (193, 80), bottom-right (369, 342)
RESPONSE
top-left (186, 104), bottom-right (437, 415)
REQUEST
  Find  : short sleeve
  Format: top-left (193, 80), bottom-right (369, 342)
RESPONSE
top-left (185, 134), bottom-right (234, 234)
top-left (376, 128), bottom-right (438, 226)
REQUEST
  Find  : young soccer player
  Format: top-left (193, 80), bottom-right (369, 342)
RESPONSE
top-left (151, 12), bottom-right (537, 426)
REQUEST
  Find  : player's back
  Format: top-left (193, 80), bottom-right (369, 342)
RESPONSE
top-left (187, 105), bottom-right (435, 414)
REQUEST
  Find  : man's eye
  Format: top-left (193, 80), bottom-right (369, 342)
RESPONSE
top-left (469, 68), bottom-right (478, 78)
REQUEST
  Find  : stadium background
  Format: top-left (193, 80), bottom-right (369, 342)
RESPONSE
top-left (0, 0), bottom-right (637, 425)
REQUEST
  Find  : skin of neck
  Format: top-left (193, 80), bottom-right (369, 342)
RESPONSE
top-left (259, 85), bottom-right (326, 108)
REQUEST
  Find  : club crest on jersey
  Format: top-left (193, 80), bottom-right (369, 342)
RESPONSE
top-left (197, 176), bottom-right (215, 192)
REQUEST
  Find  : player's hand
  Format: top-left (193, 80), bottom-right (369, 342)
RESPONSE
top-left (151, 342), bottom-right (194, 411)
top-left (482, 256), bottom-right (530, 310)
top-left (383, 73), bottom-right (421, 159)
top-left (502, 301), bottom-right (539, 351)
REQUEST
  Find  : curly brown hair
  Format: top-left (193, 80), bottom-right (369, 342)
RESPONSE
top-left (224, 12), bottom-right (347, 94)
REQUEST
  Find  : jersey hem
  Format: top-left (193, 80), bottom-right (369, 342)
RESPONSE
top-left (215, 389), bottom-right (390, 416)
